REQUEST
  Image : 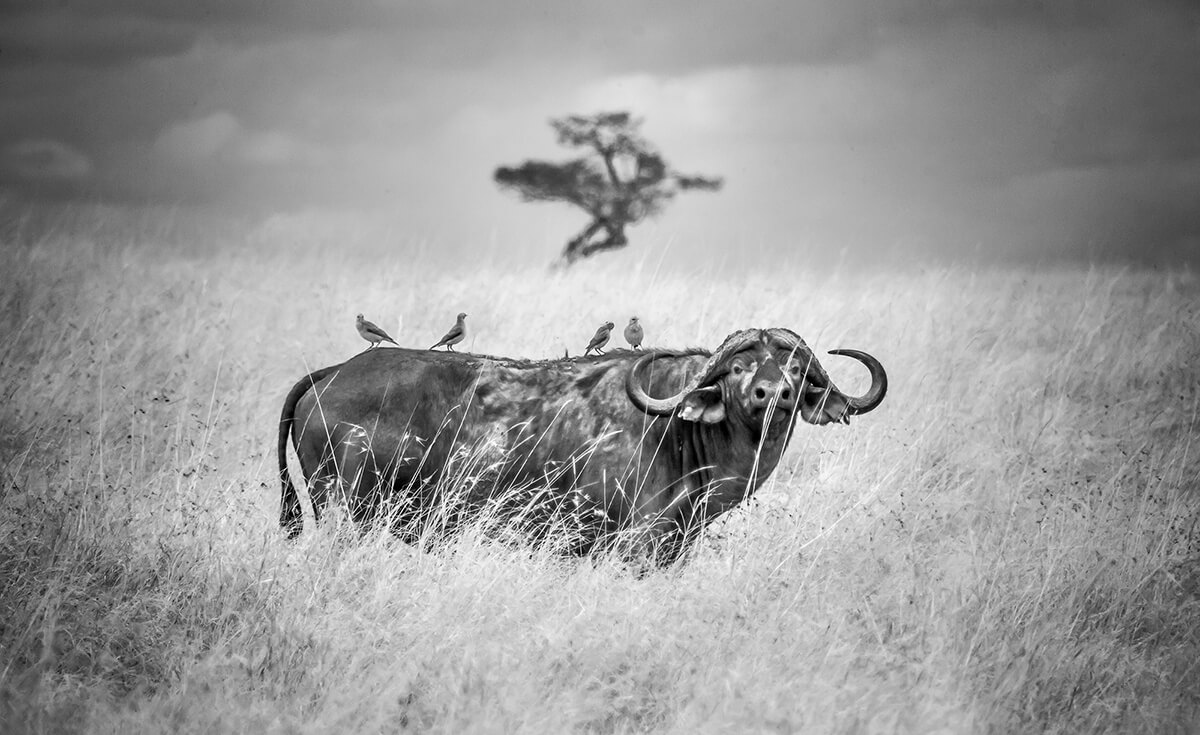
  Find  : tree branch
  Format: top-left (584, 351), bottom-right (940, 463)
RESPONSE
top-left (601, 149), bottom-right (621, 187)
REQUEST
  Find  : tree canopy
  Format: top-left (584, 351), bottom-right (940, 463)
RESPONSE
top-left (494, 111), bottom-right (722, 267)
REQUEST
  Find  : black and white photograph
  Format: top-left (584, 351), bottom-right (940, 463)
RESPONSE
top-left (1, 2), bottom-right (1198, 732)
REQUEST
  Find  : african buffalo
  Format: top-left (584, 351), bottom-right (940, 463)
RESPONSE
top-left (277, 328), bottom-right (886, 564)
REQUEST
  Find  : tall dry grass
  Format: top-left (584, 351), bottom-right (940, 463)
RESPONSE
top-left (0, 215), bottom-right (1197, 733)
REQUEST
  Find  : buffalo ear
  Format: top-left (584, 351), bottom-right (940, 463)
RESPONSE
top-left (678, 387), bottom-right (725, 423)
top-left (801, 386), bottom-right (850, 425)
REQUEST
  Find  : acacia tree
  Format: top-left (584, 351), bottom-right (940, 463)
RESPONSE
top-left (494, 111), bottom-right (723, 268)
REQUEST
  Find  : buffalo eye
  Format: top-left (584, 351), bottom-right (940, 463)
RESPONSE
top-left (731, 364), bottom-right (744, 376)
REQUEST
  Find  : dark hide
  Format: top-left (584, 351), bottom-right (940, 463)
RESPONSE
top-left (278, 330), bottom-right (885, 565)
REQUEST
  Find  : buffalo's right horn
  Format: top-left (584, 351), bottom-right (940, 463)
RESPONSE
top-left (625, 330), bottom-right (760, 416)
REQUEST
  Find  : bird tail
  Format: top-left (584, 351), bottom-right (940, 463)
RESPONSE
top-left (278, 363), bottom-right (341, 538)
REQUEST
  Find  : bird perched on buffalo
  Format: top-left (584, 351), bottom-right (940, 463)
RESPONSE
top-left (356, 313), bottom-right (398, 350)
top-left (430, 312), bottom-right (467, 351)
top-left (584, 321), bottom-right (615, 355)
top-left (624, 317), bottom-right (643, 350)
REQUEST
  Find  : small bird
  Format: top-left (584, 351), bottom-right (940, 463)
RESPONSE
top-left (430, 312), bottom-right (467, 351)
top-left (356, 313), bottom-right (398, 350)
top-left (624, 316), bottom-right (643, 350)
top-left (584, 321), bottom-right (615, 356)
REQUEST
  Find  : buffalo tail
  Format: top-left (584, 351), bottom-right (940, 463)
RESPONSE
top-left (278, 364), bottom-right (341, 538)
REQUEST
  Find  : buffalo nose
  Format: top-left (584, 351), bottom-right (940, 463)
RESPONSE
top-left (750, 381), bottom-right (795, 411)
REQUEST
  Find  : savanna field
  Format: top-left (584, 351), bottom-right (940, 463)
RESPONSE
top-left (1, 212), bottom-right (1198, 734)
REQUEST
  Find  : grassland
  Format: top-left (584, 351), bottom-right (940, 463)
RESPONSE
top-left (1, 216), bottom-right (1198, 733)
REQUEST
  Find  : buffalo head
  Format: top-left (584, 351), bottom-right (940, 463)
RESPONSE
top-left (625, 328), bottom-right (887, 436)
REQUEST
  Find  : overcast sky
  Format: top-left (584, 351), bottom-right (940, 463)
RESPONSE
top-left (2, 1), bottom-right (1198, 266)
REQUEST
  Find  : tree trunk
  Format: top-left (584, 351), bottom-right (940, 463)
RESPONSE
top-left (555, 217), bottom-right (629, 269)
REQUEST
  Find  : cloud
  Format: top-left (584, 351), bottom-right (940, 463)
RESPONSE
top-left (238, 130), bottom-right (309, 165)
top-left (154, 112), bottom-right (241, 163)
top-left (0, 1), bottom-right (891, 74)
top-left (1, 139), bottom-right (93, 181)
top-left (981, 156), bottom-right (1200, 264)
top-left (153, 111), bottom-right (314, 167)
top-left (0, 1), bottom-right (414, 68)
top-left (0, 7), bottom-right (196, 67)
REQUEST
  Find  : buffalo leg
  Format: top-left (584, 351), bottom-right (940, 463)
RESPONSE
top-left (331, 424), bottom-right (386, 526)
top-left (307, 423), bottom-right (382, 529)
top-left (307, 453), bottom-right (339, 526)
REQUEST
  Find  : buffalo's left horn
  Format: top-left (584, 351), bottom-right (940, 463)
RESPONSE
top-left (827, 348), bottom-right (887, 415)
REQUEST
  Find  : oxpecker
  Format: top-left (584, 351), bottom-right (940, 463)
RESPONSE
top-left (624, 317), bottom-right (643, 350)
top-left (431, 312), bottom-right (467, 351)
top-left (356, 313), bottom-right (398, 349)
top-left (585, 321), bottom-right (615, 356)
